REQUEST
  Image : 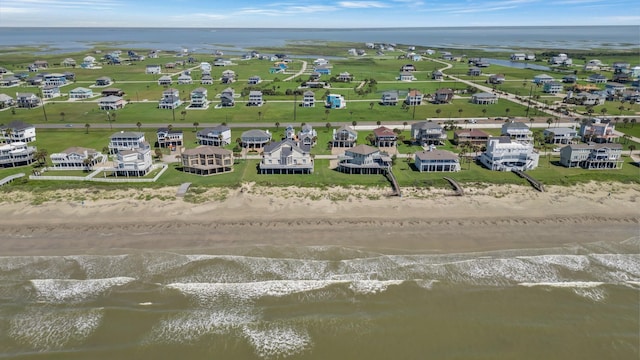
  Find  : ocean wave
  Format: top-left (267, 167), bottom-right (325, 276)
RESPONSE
top-left (30, 277), bottom-right (135, 303)
top-left (242, 323), bottom-right (312, 359)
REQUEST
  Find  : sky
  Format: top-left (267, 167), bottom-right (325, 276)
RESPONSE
top-left (0, 0), bottom-right (638, 27)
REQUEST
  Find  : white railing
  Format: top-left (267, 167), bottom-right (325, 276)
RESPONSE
top-left (0, 173), bottom-right (25, 186)
top-left (29, 164), bottom-right (168, 183)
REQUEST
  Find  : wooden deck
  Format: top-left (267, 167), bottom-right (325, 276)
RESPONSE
top-left (176, 182), bottom-right (191, 197)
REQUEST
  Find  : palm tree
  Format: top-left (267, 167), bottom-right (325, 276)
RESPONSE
top-left (258, 111), bottom-right (262, 121)
top-left (369, 102), bottom-right (374, 110)
top-left (546, 118), bottom-right (553, 128)
top-left (629, 144), bottom-right (636, 156)
top-left (352, 120), bottom-right (358, 128)
top-left (136, 121), bottom-right (142, 131)
top-left (600, 108), bottom-right (607, 118)
top-left (325, 122), bottom-right (331, 132)
top-left (193, 121), bottom-right (200, 132)
top-left (482, 108), bottom-right (487, 117)
top-left (529, 118), bottom-right (535, 127)
top-left (435, 108), bottom-right (442, 117)
top-left (85, 123), bottom-right (90, 134)
top-left (458, 108), bottom-right (463, 118)
top-left (631, 119), bottom-right (637, 128)
top-left (324, 109), bottom-right (330, 120)
top-left (623, 118), bottom-right (629, 127)
top-left (83, 155), bottom-right (94, 172)
top-left (505, 108), bottom-right (510, 117)
top-left (618, 105), bottom-right (625, 115)
top-left (59, 112), bottom-right (65, 122)
top-left (180, 110), bottom-right (187, 121)
top-left (403, 121), bottom-right (408, 131)
top-left (376, 120), bottom-right (381, 126)
top-left (275, 121), bottom-right (280, 130)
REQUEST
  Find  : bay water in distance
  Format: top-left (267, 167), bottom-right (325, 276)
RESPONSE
top-left (0, 240), bottom-right (638, 359)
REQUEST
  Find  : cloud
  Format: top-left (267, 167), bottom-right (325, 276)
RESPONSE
top-left (337, 1), bottom-right (389, 8)
top-left (235, 5), bottom-right (334, 16)
top-left (3, 0), bottom-right (122, 10)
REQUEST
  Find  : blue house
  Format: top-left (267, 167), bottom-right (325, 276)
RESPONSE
top-left (314, 66), bottom-right (331, 75)
top-left (326, 94), bottom-right (346, 109)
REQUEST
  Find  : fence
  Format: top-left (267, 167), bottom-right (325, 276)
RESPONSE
top-left (29, 164), bottom-right (168, 183)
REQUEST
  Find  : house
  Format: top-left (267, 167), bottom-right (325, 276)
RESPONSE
top-left (543, 81), bottom-right (563, 94)
top-left (25, 77), bottom-right (42, 86)
top-left (613, 72), bottom-right (631, 83)
top-left (98, 95), bottom-right (125, 110)
top-left (0, 120), bottom-right (36, 143)
top-left (301, 81), bottom-right (328, 89)
top-left (347, 48), bottom-right (358, 56)
top-left (81, 56), bottom-right (96, 68)
top-left (298, 124), bottom-right (317, 147)
top-left (549, 53), bottom-right (572, 66)
top-left (336, 144), bottom-right (392, 174)
top-left (432, 70), bottom-right (444, 80)
top-left (605, 82), bottom-right (626, 96)
top-left (156, 128), bottom-right (183, 149)
top-left (412, 122), bottom-right (446, 145)
top-left (201, 74), bottom-right (214, 85)
top-left (526, 54), bottom-right (536, 60)
top-left (0, 76), bottom-right (20, 87)
top-left (197, 125), bottom-right (231, 146)
top-left (433, 88), bottom-right (454, 104)
top-left (113, 143), bottom-right (153, 177)
top-left (247, 90), bottom-right (263, 106)
top-left (559, 143), bottom-right (623, 169)
top-left (414, 149), bottom-right (460, 172)
top-left (468, 67), bottom-right (482, 76)
top-left (157, 75), bottom-right (172, 86)
top-left (0, 94), bottom-right (14, 108)
top-left (43, 73), bottom-right (67, 87)
top-left (302, 90), bottom-right (316, 107)
top-left (332, 125), bottom-right (358, 148)
top-left (50, 147), bottom-right (105, 169)
top-left (471, 92), bottom-right (498, 105)
top-left (248, 75), bottom-right (261, 85)
top-left (259, 139), bottom-right (314, 174)
top-left (181, 146), bottom-right (234, 175)
top-left (68, 87), bottom-right (94, 99)
top-left (284, 125), bottom-right (296, 141)
top-left (338, 72), bottom-right (353, 82)
top-left (214, 59), bottom-right (233, 67)
top-left (326, 94), bottom-right (346, 109)
top-left (543, 127), bottom-right (578, 144)
top-left (479, 137), bottom-right (539, 171)
top-left (501, 122), bottom-right (533, 144)
top-left (158, 88), bottom-right (182, 109)
top-left (405, 89), bottom-right (424, 106)
top-left (562, 75), bottom-right (577, 83)
top-left (373, 126), bottom-right (397, 147)
top-left (564, 91), bottom-right (605, 106)
top-left (108, 131), bottom-right (146, 154)
top-left (488, 74), bottom-right (505, 84)
top-left (612, 62), bottom-right (630, 71)
top-left (313, 58), bottom-right (329, 66)
top-left (220, 88), bottom-right (235, 107)
top-left (241, 129), bottom-right (271, 149)
top-left (453, 129), bottom-right (490, 146)
top-left (399, 71), bottom-right (415, 81)
top-left (165, 62), bottom-right (176, 69)
top-left (579, 118), bottom-right (619, 143)
top-left (188, 87), bottom-right (208, 108)
top-left (511, 53), bottom-right (526, 61)
top-left (381, 91), bottom-right (399, 106)
top-left (533, 74), bottom-right (554, 84)
top-left (588, 74), bottom-right (608, 84)
top-left (584, 59), bottom-right (603, 71)
top-left (62, 58), bottom-right (76, 67)
top-left (32, 60), bottom-right (48, 69)
top-left (314, 65), bottom-right (331, 75)
top-left (95, 77), bottom-right (112, 86)
top-left (0, 142), bottom-right (36, 168)
top-left (401, 64), bottom-right (416, 72)
top-left (101, 88), bottom-right (124, 97)
top-left (221, 69), bottom-right (236, 84)
top-left (41, 85), bottom-right (61, 99)
top-left (177, 73), bottom-right (192, 85)
top-left (146, 64), bottom-right (161, 74)
top-left (15, 93), bottom-right (40, 109)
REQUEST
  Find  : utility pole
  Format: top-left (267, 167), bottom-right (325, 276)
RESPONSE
top-left (39, 89), bottom-right (48, 122)
top-left (525, 85), bottom-right (533, 118)
top-left (293, 92), bottom-right (297, 123)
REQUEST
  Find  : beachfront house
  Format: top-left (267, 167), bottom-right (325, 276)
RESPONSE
top-left (373, 126), bottom-right (397, 147)
top-left (156, 128), bottom-right (184, 149)
top-left (221, 70), bottom-right (236, 84)
top-left (189, 87), bottom-right (208, 108)
top-left (0, 120), bottom-right (36, 143)
top-left (381, 91), bottom-right (399, 106)
top-left (433, 88), bottom-right (454, 104)
top-left (479, 137), bottom-right (539, 171)
top-left (549, 53), bottom-right (572, 66)
top-left (108, 131), bottom-right (147, 154)
top-left (0, 141), bottom-right (36, 168)
top-left (453, 129), bottom-right (490, 146)
top-left (113, 143), bottom-right (153, 177)
top-left (543, 127), bottom-right (578, 144)
top-left (259, 139), bottom-right (314, 174)
top-left (501, 122), bottom-right (533, 144)
top-left (69, 87), bottom-right (94, 99)
top-left (158, 88), bottom-right (182, 109)
top-left (326, 94), bottom-right (346, 109)
top-left (298, 124), bottom-right (317, 147)
top-left (332, 125), bottom-right (358, 148)
top-left (197, 125), bottom-right (231, 146)
top-left (0, 94), bottom-right (14, 108)
top-left (0, 76), bottom-right (20, 87)
top-left (412, 122), bottom-right (447, 146)
top-left (181, 146), bottom-right (234, 176)
top-left (302, 90), bottom-right (316, 107)
top-left (414, 149), bottom-right (460, 172)
top-left (240, 129), bottom-right (271, 149)
top-left (201, 74), bottom-right (214, 85)
top-left (15, 93), bottom-right (40, 109)
top-left (579, 118), bottom-right (619, 143)
top-left (559, 143), bottom-right (623, 169)
top-left (247, 91), bottom-right (264, 106)
top-left (488, 74), bottom-right (505, 84)
top-left (405, 89), bottom-right (424, 106)
top-left (336, 144), bottom-right (392, 174)
top-left (471, 92), bottom-right (498, 105)
top-left (50, 147), bottom-right (106, 169)
top-left (98, 95), bottom-right (125, 110)
top-left (511, 53), bottom-right (526, 61)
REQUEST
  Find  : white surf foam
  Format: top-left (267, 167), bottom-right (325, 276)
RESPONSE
top-left (589, 254), bottom-right (640, 280)
top-left (242, 324), bottom-right (312, 359)
top-left (30, 277), bottom-right (135, 303)
top-left (9, 307), bottom-right (103, 350)
top-left (518, 281), bottom-right (605, 288)
top-left (517, 255), bottom-right (590, 272)
top-left (349, 280), bottom-right (404, 295)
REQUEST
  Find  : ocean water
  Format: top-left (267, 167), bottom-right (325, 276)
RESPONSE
top-left (0, 26), bottom-right (637, 54)
top-left (0, 240), bottom-right (638, 359)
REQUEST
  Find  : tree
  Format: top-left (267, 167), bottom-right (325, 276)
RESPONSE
top-left (82, 156), bottom-right (93, 172)
top-left (623, 118), bottom-right (629, 127)
top-left (369, 102), bottom-right (374, 110)
top-left (193, 121), bottom-right (199, 132)
top-left (505, 108), bottom-right (510, 117)
top-left (546, 118), bottom-right (553, 128)
top-left (352, 120), bottom-right (357, 128)
top-left (435, 108), bottom-right (442, 117)
top-left (631, 118), bottom-right (637, 128)
top-left (365, 133), bottom-right (376, 145)
top-left (618, 105), bottom-right (625, 115)
top-left (325, 109), bottom-right (330, 120)
top-left (403, 121), bottom-right (408, 131)
top-left (600, 108), bottom-right (607, 118)
top-left (85, 123), bottom-right (90, 134)
top-left (629, 144), bottom-right (636, 156)
top-left (482, 108), bottom-right (487, 117)
top-left (275, 121), bottom-right (280, 130)
top-left (154, 148), bottom-right (163, 159)
top-left (325, 122), bottom-right (331, 131)
top-left (59, 112), bottom-right (65, 122)
top-left (376, 120), bottom-right (381, 126)
top-left (458, 108), bottom-right (463, 118)
top-left (258, 111), bottom-right (262, 121)
top-left (181, 110), bottom-right (187, 121)
top-left (136, 121), bottom-right (142, 131)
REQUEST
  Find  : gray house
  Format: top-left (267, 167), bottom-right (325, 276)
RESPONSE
top-left (411, 122), bottom-right (446, 145)
top-left (381, 91), bottom-right (399, 106)
top-left (241, 129), bottom-right (271, 149)
top-left (559, 143), bottom-right (623, 169)
top-left (336, 144), bottom-right (392, 174)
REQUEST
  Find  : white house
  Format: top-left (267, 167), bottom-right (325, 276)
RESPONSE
top-left (302, 90), bottom-right (316, 107)
top-left (0, 141), bottom-right (36, 168)
top-left (479, 137), bottom-right (539, 171)
top-left (501, 122), bottom-right (533, 144)
top-left (108, 131), bottom-right (147, 154)
top-left (197, 125), bottom-right (232, 146)
top-left (247, 90), bottom-right (264, 106)
top-left (414, 149), bottom-right (460, 172)
top-left (68, 87), bottom-right (94, 99)
top-left (113, 144), bottom-right (153, 177)
top-left (189, 87), bottom-right (208, 108)
top-left (146, 64), bottom-right (161, 74)
top-left (156, 128), bottom-right (183, 149)
top-left (0, 120), bottom-right (36, 143)
top-left (50, 147), bottom-right (106, 169)
top-left (259, 139), bottom-right (314, 174)
top-left (158, 88), bottom-right (182, 109)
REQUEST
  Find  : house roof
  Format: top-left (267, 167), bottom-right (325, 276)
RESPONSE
top-left (503, 122), bottom-right (530, 129)
top-left (70, 87), bottom-right (92, 93)
top-left (110, 131), bottom-right (143, 139)
top-left (263, 139), bottom-right (309, 154)
top-left (454, 129), bottom-right (489, 137)
top-left (373, 126), bottom-right (396, 137)
top-left (413, 121), bottom-right (442, 130)
top-left (435, 88), bottom-right (453, 95)
top-left (182, 145), bottom-right (232, 156)
top-left (100, 95), bottom-right (123, 102)
top-left (543, 127), bottom-right (576, 136)
top-left (61, 146), bottom-right (98, 155)
top-left (408, 89), bottom-right (422, 96)
top-left (415, 149), bottom-right (458, 161)
top-left (1, 120), bottom-right (34, 131)
top-left (568, 143), bottom-right (622, 150)
top-left (473, 92), bottom-right (498, 99)
top-left (347, 144), bottom-right (379, 156)
top-left (241, 129), bottom-right (270, 138)
top-left (157, 127), bottom-right (183, 134)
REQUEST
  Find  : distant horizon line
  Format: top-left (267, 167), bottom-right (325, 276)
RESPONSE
top-left (0, 25), bottom-right (635, 29)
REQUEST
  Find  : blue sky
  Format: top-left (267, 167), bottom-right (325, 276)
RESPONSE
top-left (1, 0), bottom-right (638, 27)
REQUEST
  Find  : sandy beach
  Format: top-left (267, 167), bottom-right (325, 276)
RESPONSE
top-left (0, 182), bottom-right (638, 256)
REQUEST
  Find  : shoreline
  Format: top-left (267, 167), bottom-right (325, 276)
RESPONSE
top-left (1, 182), bottom-right (638, 256)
